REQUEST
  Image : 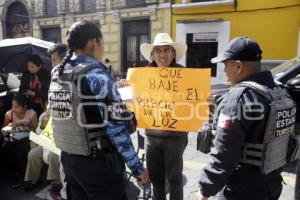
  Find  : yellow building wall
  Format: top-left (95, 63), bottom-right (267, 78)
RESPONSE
top-left (236, 0), bottom-right (299, 10)
top-left (172, 0), bottom-right (300, 60)
top-left (151, 8), bottom-right (172, 42)
top-left (175, 0), bottom-right (299, 8)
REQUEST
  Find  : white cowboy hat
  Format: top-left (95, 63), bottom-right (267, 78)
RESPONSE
top-left (140, 33), bottom-right (187, 62)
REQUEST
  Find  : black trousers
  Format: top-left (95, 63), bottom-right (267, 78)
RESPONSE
top-left (146, 135), bottom-right (188, 200)
top-left (1, 137), bottom-right (30, 178)
top-left (218, 174), bottom-right (283, 200)
top-left (61, 151), bottom-right (127, 200)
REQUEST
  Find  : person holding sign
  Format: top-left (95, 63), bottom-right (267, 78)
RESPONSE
top-left (196, 37), bottom-right (296, 200)
top-left (139, 33), bottom-right (188, 200)
top-left (48, 21), bottom-right (148, 200)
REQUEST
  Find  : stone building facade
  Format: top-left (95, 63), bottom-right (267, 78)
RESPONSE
top-left (0, 0), bottom-right (171, 75)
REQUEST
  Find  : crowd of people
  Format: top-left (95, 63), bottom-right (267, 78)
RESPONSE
top-left (0, 44), bottom-right (68, 199)
top-left (0, 20), bottom-right (297, 200)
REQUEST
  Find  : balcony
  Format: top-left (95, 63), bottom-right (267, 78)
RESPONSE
top-left (110, 0), bottom-right (148, 9)
top-left (126, 0), bottom-right (146, 8)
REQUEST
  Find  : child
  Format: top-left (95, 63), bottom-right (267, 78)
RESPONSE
top-left (1, 94), bottom-right (38, 188)
top-left (2, 94), bottom-right (38, 131)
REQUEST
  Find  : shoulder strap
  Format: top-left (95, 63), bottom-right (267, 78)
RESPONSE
top-left (50, 66), bottom-right (61, 81)
top-left (71, 62), bottom-right (109, 102)
top-left (73, 63), bottom-right (104, 78)
top-left (234, 81), bottom-right (271, 101)
top-left (51, 65), bottom-right (59, 75)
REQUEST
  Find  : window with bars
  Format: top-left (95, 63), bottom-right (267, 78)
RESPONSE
top-left (6, 2), bottom-right (30, 38)
top-left (122, 19), bottom-right (150, 77)
top-left (126, 0), bottom-right (146, 7)
top-left (192, 0), bottom-right (219, 2)
top-left (42, 27), bottom-right (61, 43)
top-left (58, 0), bottom-right (69, 13)
top-left (80, 0), bottom-right (96, 12)
top-left (110, 0), bottom-right (123, 8)
top-left (186, 33), bottom-right (218, 77)
top-left (45, 0), bottom-right (58, 17)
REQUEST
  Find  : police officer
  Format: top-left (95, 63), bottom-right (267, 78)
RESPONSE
top-left (196, 37), bottom-right (296, 200)
top-left (48, 21), bottom-right (148, 200)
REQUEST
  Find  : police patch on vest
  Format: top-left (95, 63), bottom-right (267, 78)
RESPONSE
top-left (217, 112), bottom-right (231, 130)
top-left (275, 107), bottom-right (296, 137)
top-left (49, 82), bottom-right (73, 119)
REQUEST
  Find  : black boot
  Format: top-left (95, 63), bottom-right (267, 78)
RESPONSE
top-left (12, 173), bottom-right (23, 189)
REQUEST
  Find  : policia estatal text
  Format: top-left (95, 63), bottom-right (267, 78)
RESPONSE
top-left (197, 37), bottom-right (298, 200)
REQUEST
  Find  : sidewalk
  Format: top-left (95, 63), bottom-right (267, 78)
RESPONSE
top-left (132, 130), bottom-right (296, 200)
top-left (182, 133), bottom-right (296, 200)
top-left (0, 131), bottom-right (295, 200)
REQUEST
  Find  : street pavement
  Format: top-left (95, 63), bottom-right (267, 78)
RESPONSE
top-left (131, 130), bottom-right (296, 200)
top-left (181, 132), bottom-right (296, 200)
top-left (0, 130), bottom-right (296, 200)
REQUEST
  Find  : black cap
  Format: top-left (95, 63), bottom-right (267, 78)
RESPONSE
top-left (211, 37), bottom-right (262, 63)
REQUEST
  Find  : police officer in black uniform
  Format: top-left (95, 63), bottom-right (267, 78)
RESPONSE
top-left (196, 37), bottom-right (296, 200)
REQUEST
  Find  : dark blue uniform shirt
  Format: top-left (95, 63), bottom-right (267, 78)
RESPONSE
top-left (199, 71), bottom-right (281, 197)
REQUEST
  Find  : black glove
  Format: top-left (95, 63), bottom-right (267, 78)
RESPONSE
top-left (197, 123), bottom-right (214, 154)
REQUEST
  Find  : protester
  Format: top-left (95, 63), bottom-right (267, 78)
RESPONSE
top-left (19, 55), bottom-right (51, 117)
top-left (196, 37), bottom-right (296, 200)
top-left (1, 94), bottom-right (38, 188)
top-left (48, 21), bottom-right (148, 199)
top-left (140, 32), bottom-right (188, 200)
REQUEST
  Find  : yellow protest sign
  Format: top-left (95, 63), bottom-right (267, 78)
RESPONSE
top-left (29, 116), bottom-right (61, 155)
top-left (127, 67), bottom-right (211, 132)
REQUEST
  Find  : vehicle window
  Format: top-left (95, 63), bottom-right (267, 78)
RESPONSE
top-left (271, 57), bottom-right (300, 78)
top-left (0, 75), bottom-right (7, 93)
top-left (0, 75), bottom-right (4, 85)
